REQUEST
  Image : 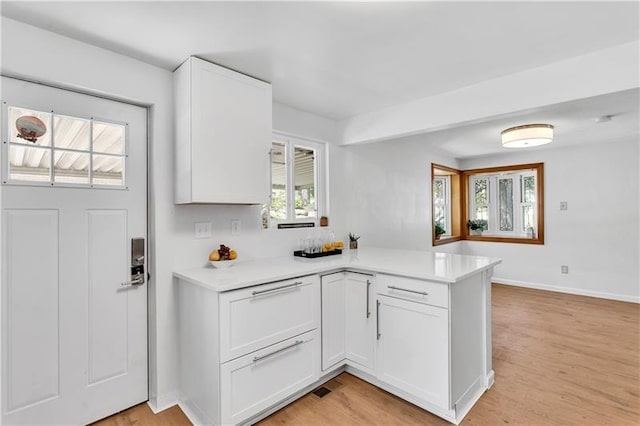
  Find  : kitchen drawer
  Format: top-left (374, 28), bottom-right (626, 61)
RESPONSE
top-left (376, 274), bottom-right (448, 309)
top-left (220, 329), bottom-right (320, 425)
top-left (219, 275), bottom-right (320, 362)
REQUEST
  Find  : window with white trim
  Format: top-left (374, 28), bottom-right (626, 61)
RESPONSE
top-left (433, 175), bottom-right (451, 235)
top-left (431, 163), bottom-right (462, 245)
top-left (3, 105), bottom-right (127, 188)
top-left (468, 169), bottom-right (539, 237)
top-left (266, 133), bottom-right (326, 226)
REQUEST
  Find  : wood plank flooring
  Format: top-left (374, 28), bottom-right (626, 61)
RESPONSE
top-left (91, 403), bottom-right (190, 426)
top-left (97, 284), bottom-right (640, 425)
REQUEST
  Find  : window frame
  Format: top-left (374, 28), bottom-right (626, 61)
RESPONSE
top-left (431, 163), bottom-right (462, 246)
top-left (519, 171), bottom-right (537, 233)
top-left (469, 175), bottom-right (490, 227)
top-left (433, 175), bottom-right (451, 236)
top-left (462, 163), bottom-right (544, 245)
top-left (1, 103), bottom-right (129, 190)
top-left (267, 132), bottom-right (327, 228)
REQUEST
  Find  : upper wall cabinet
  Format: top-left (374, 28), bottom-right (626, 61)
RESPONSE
top-left (174, 57), bottom-right (272, 204)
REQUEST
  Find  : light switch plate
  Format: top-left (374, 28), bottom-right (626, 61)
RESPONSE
top-left (231, 219), bottom-right (241, 236)
top-left (561, 265), bottom-right (569, 274)
top-left (195, 222), bottom-right (212, 239)
top-left (560, 201), bottom-right (568, 211)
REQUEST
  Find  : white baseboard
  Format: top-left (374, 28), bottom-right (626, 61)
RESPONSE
top-left (147, 395), bottom-right (179, 414)
top-left (485, 370), bottom-right (495, 389)
top-left (178, 400), bottom-right (209, 426)
top-left (492, 277), bottom-right (640, 304)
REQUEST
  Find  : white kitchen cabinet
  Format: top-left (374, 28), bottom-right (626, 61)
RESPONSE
top-left (220, 276), bottom-right (320, 363)
top-left (345, 272), bottom-right (375, 371)
top-left (176, 250), bottom-right (498, 425)
top-left (321, 272), bottom-right (346, 370)
top-left (178, 274), bottom-right (320, 425)
top-left (174, 56), bottom-right (272, 204)
top-left (375, 294), bottom-right (449, 409)
top-left (220, 330), bottom-right (320, 425)
top-left (372, 273), bottom-right (488, 421)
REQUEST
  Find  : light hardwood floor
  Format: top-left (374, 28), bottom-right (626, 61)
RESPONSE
top-left (96, 284), bottom-right (640, 425)
top-left (91, 403), bottom-right (190, 426)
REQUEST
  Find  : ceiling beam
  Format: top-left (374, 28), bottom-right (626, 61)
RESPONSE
top-left (337, 41), bottom-right (640, 145)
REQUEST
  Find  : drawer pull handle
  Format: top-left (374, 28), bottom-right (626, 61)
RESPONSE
top-left (376, 300), bottom-right (381, 340)
top-left (252, 281), bottom-right (302, 296)
top-left (366, 279), bottom-right (372, 318)
top-left (252, 340), bottom-right (304, 362)
top-left (387, 285), bottom-right (429, 296)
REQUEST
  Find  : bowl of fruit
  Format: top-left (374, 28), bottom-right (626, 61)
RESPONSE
top-left (209, 244), bottom-right (238, 268)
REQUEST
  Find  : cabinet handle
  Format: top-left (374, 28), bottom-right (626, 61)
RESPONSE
top-left (366, 279), bottom-right (372, 318)
top-left (252, 340), bottom-right (304, 362)
top-left (387, 285), bottom-right (428, 296)
top-left (252, 281), bottom-right (301, 296)
top-left (376, 300), bottom-right (381, 340)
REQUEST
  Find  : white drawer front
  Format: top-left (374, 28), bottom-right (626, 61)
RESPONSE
top-left (220, 275), bottom-right (320, 362)
top-left (376, 274), bottom-right (449, 309)
top-left (220, 329), bottom-right (320, 425)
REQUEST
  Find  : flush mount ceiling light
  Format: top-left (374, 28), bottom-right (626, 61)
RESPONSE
top-left (501, 124), bottom-right (554, 148)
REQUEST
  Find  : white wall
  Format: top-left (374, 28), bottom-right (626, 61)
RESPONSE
top-left (459, 139), bottom-right (640, 302)
top-left (330, 130), bottom-right (639, 302)
top-left (330, 134), bottom-right (462, 253)
top-left (0, 17), bottom-right (338, 413)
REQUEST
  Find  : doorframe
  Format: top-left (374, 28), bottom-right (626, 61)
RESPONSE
top-left (0, 73), bottom-right (155, 416)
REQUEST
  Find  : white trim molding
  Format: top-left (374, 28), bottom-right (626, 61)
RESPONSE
top-left (492, 277), bottom-right (640, 304)
top-left (147, 391), bottom-right (180, 414)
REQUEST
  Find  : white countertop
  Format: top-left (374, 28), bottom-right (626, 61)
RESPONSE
top-left (173, 247), bottom-right (501, 292)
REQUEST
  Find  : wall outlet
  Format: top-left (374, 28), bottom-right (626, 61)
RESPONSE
top-left (561, 265), bottom-right (569, 274)
top-left (560, 201), bottom-right (568, 211)
top-left (195, 222), bottom-right (212, 239)
top-left (231, 219), bottom-right (241, 236)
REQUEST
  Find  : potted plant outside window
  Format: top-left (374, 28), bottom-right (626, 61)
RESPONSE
top-left (467, 219), bottom-right (488, 235)
top-left (434, 223), bottom-right (446, 240)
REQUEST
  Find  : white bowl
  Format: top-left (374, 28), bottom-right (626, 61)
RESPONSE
top-left (209, 259), bottom-right (237, 269)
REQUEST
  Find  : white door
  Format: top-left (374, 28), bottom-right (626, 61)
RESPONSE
top-left (321, 272), bottom-right (346, 371)
top-left (376, 295), bottom-right (449, 409)
top-left (1, 77), bottom-right (148, 424)
top-left (345, 272), bottom-right (374, 370)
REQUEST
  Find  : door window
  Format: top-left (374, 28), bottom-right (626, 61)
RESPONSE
top-left (4, 106), bottom-right (127, 188)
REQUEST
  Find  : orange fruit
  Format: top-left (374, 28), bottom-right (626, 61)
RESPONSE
top-left (209, 249), bottom-right (220, 261)
top-left (229, 250), bottom-right (238, 260)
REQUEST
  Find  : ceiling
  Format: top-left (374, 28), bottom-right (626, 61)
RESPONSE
top-left (1, 1), bottom-right (638, 121)
top-left (390, 88), bottom-right (640, 159)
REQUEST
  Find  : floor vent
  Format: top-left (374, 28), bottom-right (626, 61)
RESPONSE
top-left (312, 386), bottom-right (332, 398)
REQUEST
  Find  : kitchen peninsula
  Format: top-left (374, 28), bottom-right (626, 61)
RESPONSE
top-left (174, 248), bottom-right (501, 425)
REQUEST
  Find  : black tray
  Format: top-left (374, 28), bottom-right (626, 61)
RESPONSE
top-left (294, 249), bottom-right (342, 258)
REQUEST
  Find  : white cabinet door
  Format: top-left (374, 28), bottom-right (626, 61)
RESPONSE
top-left (376, 295), bottom-right (449, 409)
top-left (321, 272), bottom-right (346, 371)
top-left (345, 273), bottom-right (375, 370)
top-left (174, 56), bottom-right (272, 204)
top-left (220, 329), bottom-right (320, 425)
top-left (219, 276), bottom-right (320, 362)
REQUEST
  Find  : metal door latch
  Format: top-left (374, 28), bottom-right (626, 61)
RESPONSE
top-left (122, 237), bottom-right (145, 287)
top-left (121, 273), bottom-right (144, 287)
